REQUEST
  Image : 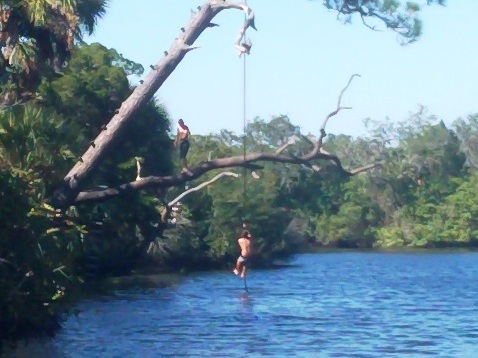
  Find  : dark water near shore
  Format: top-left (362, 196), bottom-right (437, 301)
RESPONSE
top-left (8, 252), bottom-right (478, 357)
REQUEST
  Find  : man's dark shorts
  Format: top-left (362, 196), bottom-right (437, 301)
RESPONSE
top-left (179, 139), bottom-right (190, 159)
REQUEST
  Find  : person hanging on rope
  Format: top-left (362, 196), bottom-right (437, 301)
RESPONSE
top-left (233, 229), bottom-right (253, 279)
top-left (174, 119), bottom-right (191, 173)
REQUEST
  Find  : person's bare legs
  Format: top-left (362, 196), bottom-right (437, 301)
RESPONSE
top-left (181, 158), bottom-right (190, 173)
top-left (240, 265), bottom-right (247, 279)
top-left (233, 259), bottom-right (243, 275)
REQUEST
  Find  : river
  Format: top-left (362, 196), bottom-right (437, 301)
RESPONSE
top-left (7, 252), bottom-right (478, 357)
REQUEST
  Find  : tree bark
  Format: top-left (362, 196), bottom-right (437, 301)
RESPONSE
top-left (52, 2), bottom-right (379, 209)
top-left (52, 0), bottom-right (256, 208)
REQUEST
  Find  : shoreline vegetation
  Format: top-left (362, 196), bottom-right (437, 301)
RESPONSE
top-left (4, 110), bottom-right (478, 352)
top-left (0, 0), bottom-right (474, 351)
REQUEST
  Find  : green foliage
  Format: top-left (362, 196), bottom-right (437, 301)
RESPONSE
top-left (40, 44), bottom-right (174, 276)
top-left (0, 0), bottom-right (108, 101)
top-left (0, 104), bottom-right (77, 194)
top-left (0, 0), bottom-right (470, 349)
top-left (0, 168), bottom-right (84, 345)
top-left (364, 110), bottom-right (474, 248)
top-left (204, 168), bottom-right (294, 263)
top-left (38, 43), bottom-right (130, 142)
top-left (165, 110), bottom-right (478, 261)
top-left (311, 175), bottom-right (382, 248)
top-left (437, 177), bottom-right (478, 244)
top-left (320, 0), bottom-right (445, 43)
top-left (0, 43), bottom-right (173, 346)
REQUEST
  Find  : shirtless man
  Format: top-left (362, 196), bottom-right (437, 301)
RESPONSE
top-left (233, 230), bottom-right (252, 279)
top-left (174, 119), bottom-right (190, 173)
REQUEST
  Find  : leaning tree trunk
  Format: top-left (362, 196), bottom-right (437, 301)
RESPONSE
top-left (52, 1), bottom-right (379, 211)
top-left (52, 0), bottom-right (256, 208)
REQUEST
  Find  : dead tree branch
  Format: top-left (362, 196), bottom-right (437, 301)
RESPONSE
top-left (52, 0), bottom-right (256, 208)
top-left (42, 0), bottom-right (375, 209)
top-left (168, 171), bottom-right (239, 208)
top-left (320, 73), bottom-right (360, 130)
top-left (160, 171), bottom-right (239, 222)
top-left (72, 74), bottom-right (379, 205)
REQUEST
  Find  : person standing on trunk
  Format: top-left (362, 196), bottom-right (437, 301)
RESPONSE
top-left (174, 119), bottom-right (191, 173)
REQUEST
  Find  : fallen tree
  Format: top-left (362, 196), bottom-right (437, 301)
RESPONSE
top-left (52, 1), bottom-right (381, 213)
top-left (74, 74), bottom-right (380, 212)
top-left (52, 0), bottom-right (258, 207)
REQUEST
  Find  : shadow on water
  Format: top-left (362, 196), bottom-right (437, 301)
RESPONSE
top-left (89, 273), bottom-right (183, 292)
top-left (235, 291), bottom-right (259, 323)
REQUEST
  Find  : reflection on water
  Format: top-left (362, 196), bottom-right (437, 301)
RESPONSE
top-left (6, 252), bottom-right (478, 357)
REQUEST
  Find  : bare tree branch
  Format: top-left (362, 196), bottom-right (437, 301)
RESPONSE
top-left (275, 73), bottom-right (360, 156)
top-left (71, 73), bottom-right (378, 205)
top-left (275, 135), bottom-right (301, 154)
top-left (40, 0), bottom-right (373, 210)
top-left (160, 171), bottom-right (239, 222)
top-left (74, 147), bottom-right (380, 205)
top-left (168, 171), bottom-right (239, 208)
top-left (320, 73), bottom-right (360, 130)
top-left (52, 0), bottom-right (257, 208)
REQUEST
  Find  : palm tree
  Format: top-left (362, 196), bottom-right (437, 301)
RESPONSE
top-left (0, 0), bottom-right (108, 103)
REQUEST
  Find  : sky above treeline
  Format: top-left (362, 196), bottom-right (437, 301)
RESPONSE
top-left (87, 0), bottom-right (478, 137)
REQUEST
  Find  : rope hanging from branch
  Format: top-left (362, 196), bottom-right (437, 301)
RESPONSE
top-left (239, 0), bottom-right (259, 225)
top-left (241, 0), bottom-right (249, 222)
top-left (242, 19), bottom-right (247, 219)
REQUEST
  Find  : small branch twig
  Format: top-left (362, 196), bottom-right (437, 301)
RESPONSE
top-left (320, 73), bottom-right (360, 131)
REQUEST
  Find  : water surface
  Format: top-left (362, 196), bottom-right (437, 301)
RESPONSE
top-left (10, 252), bottom-right (478, 357)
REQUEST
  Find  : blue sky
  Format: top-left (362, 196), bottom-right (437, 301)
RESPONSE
top-left (87, 1), bottom-right (477, 137)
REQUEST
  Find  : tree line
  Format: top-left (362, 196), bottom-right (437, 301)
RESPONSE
top-left (0, 0), bottom-right (450, 349)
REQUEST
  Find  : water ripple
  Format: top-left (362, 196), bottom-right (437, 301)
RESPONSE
top-left (7, 252), bottom-right (478, 357)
